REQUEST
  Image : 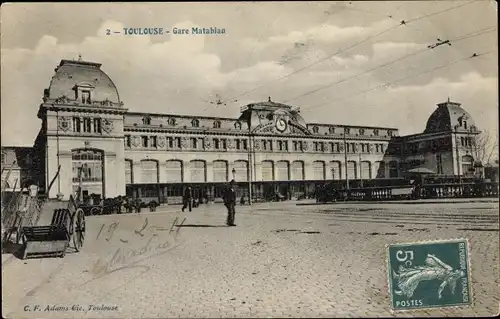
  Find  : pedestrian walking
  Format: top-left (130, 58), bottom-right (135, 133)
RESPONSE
top-left (223, 180), bottom-right (237, 226)
top-left (182, 186), bottom-right (192, 212)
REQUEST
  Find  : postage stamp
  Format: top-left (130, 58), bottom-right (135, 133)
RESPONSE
top-left (387, 238), bottom-right (472, 311)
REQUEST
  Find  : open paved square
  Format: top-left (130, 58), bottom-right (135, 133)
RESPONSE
top-left (2, 200), bottom-right (499, 318)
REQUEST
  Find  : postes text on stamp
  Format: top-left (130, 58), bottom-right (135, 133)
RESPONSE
top-left (387, 239), bottom-right (472, 310)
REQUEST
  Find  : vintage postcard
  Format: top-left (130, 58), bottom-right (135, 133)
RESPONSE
top-left (1, 1), bottom-right (498, 318)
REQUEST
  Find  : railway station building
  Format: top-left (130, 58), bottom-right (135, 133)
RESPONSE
top-left (1, 59), bottom-right (484, 204)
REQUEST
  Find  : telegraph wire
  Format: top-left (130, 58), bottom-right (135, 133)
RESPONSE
top-left (301, 49), bottom-right (496, 112)
top-left (221, 0), bottom-right (481, 103)
top-left (283, 26), bottom-right (496, 103)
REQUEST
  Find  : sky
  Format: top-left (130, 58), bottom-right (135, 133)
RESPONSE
top-left (1, 1), bottom-right (498, 158)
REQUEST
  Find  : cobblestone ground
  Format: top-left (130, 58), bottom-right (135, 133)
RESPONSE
top-left (2, 200), bottom-right (499, 318)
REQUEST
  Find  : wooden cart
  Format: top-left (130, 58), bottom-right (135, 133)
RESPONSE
top-left (21, 196), bottom-right (85, 259)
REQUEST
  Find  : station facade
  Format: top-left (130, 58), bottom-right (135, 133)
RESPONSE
top-left (1, 59), bottom-right (483, 203)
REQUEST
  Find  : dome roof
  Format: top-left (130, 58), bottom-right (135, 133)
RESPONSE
top-left (424, 101), bottom-right (477, 133)
top-left (44, 59), bottom-right (122, 107)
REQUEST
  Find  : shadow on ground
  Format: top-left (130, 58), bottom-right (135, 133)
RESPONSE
top-left (1, 242), bottom-right (25, 260)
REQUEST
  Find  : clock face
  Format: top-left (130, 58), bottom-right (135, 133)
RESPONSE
top-left (276, 118), bottom-right (287, 132)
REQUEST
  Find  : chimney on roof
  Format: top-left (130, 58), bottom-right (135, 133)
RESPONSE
top-left (268, 96), bottom-right (272, 102)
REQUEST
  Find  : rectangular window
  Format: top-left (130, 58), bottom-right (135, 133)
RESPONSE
top-left (191, 138), bottom-right (198, 149)
top-left (436, 154), bottom-right (443, 174)
top-left (168, 137), bottom-right (174, 148)
top-left (269, 140), bottom-right (273, 151)
top-left (243, 140), bottom-right (248, 150)
top-left (222, 139), bottom-right (227, 149)
top-left (93, 118), bottom-right (102, 133)
top-left (83, 118), bottom-right (92, 133)
top-left (236, 140), bottom-right (241, 150)
top-left (214, 139), bottom-right (220, 149)
top-left (151, 136), bottom-right (157, 148)
top-left (176, 137), bottom-right (181, 148)
top-left (346, 143), bottom-right (350, 153)
top-left (72, 117), bottom-right (81, 133)
top-left (81, 90), bottom-right (91, 104)
top-left (126, 135), bottom-right (131, 148)
top-left (141, 136), bottom-right (148, 148)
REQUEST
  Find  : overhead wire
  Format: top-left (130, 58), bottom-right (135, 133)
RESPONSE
top-left (220, 0), bottom-right (482, 103)
top-left (300, 49), bottom-right (497, 112)
top-left (282, 25), bottom-right (496, 103)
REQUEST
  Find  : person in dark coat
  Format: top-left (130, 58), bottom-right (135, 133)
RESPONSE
top-left (182, 186), bottom-right (192, 212)
top-left (223, 180), bottom-right (237, 226)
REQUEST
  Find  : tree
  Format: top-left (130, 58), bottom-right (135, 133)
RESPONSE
top-left (473, 130), bottom-right (498, 164)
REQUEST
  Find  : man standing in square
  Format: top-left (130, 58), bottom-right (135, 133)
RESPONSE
top-left (223, 180), bottom-right (237, 226)
top-left (182, 185), bottom-right (193, 212)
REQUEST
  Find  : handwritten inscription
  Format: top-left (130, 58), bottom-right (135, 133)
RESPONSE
top-left (89, 217), bottom-right (186, 281)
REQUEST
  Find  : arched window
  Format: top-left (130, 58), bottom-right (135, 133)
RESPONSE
top-left (190, 160), bottom-right (206, 182)
top-left (276, 161), bottom-right (289, 180)
top-left (234, 121), bottom-right (242, 130)
top-left (168, 118), bottom-right (176, 126)
top-left (213, 121), bottom-right (221, 129)
top-left (313, 161), bottom-right (326, 180)
top-left (461, 155), bottom-right (474, 175)
top-left (344, 128), bottom-right (351, 135)
top-left (347, 161), bottom-right (357, 180)
top-left (140, 160), bottom-right (158, 183)
top-left (191, 119), bottom-right (200, 128)
top-left (71, 148), bottom-right (104, 196)
top-left (312, 126), bottom-right (319, 133)
top-left (328, 127), bottom-right (335, 134)
top-left (166, 160), bottom-right (183, 182)
top-left (330, 161), bottom-right (342, 180)
top-left (125, 159), bottom-right (133, 184)
top-left (388, 130), bottom-right (393, 137)
top-left (360, 161), bottom-right (371, 180)
top-left (359, 128), bottom-right (365, 135)
top-left (389, 161), bottom-right (398, 178)
top-left (213, 160), bottom-right (228, 182)
top-left (233, 160), bottom-right (248, 182)
top-left (261, 161), bottom-right (274, 181)
top-left (142, 116), bottom-right (151, 125)
top-left (373, 129), bottom-right (379, 136)
top-left (291, 161), bottom-right (304, 180)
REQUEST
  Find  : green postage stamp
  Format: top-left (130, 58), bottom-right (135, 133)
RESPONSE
top-left (387, 239), bottom-right (472, 310)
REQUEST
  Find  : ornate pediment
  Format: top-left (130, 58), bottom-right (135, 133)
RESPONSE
top-left (252, 121), bottom-right (311, 136)
top-left (289, 123), bottom-right (312, 135)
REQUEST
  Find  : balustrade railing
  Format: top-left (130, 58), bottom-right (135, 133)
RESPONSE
top-left (331, 182), bottom-right (499, 202)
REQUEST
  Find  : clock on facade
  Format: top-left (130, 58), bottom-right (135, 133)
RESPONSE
top-left (275, 118), bottom-right (287, 132)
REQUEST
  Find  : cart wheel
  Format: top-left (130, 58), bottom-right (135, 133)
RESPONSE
top-left (72, 208), bottom-right (85, 252)
top-left (90, 207), bottom-right (100, 216)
